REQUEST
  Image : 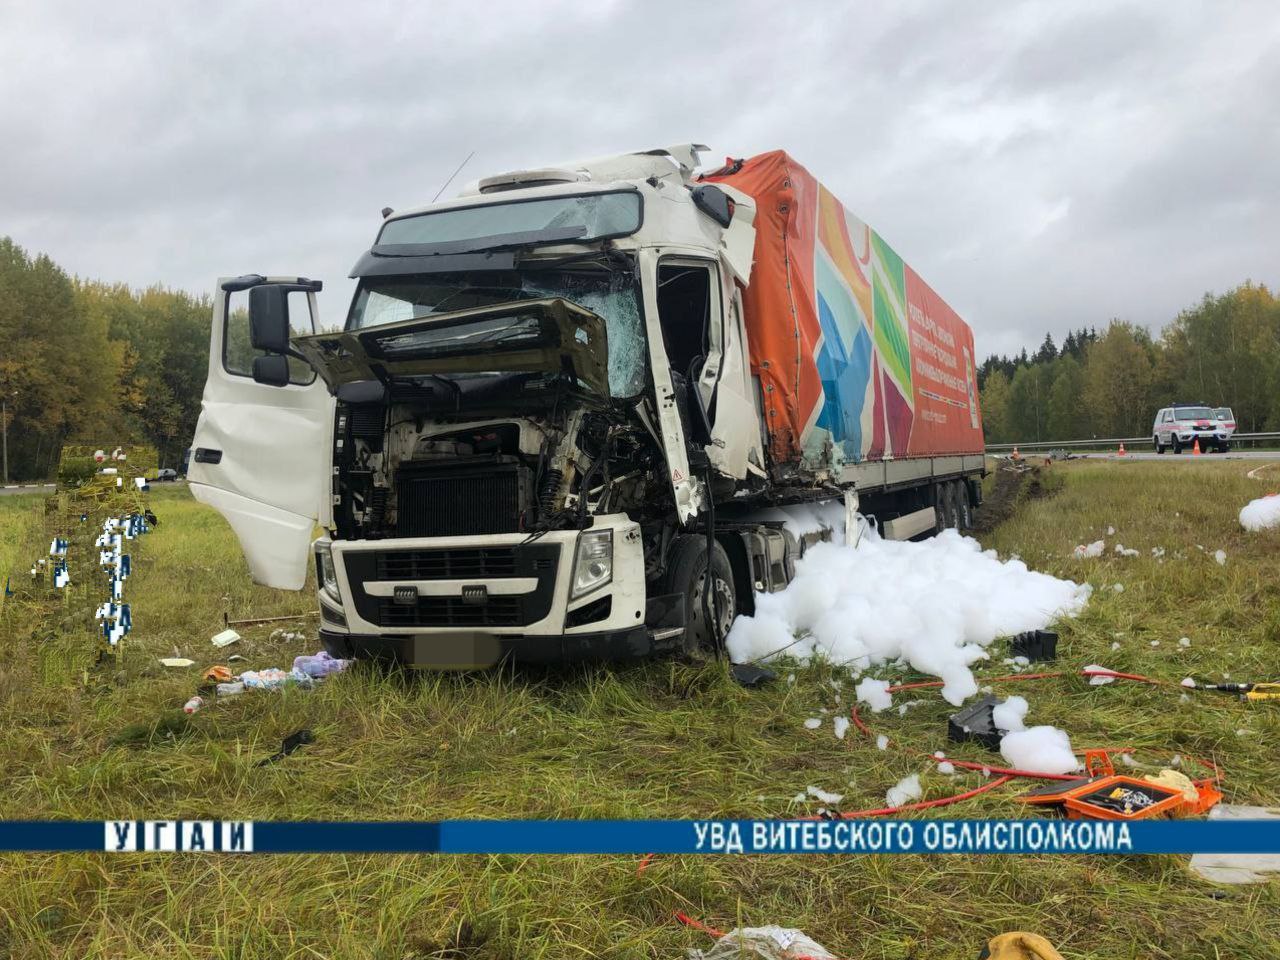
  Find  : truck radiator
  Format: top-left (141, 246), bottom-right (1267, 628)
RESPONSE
top-left (395, 458), bottom-right (526, 538)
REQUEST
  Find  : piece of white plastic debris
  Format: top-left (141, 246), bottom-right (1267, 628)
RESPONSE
top-left (885, 774), bottom-right (922, 808)
top-left (1084, 664), bottom-right (1116, 686)
top-left (876, 734), bottom-right (889, 751)
top-left (1073, 540), bottom-right (1105, 559)
top-left (688, 925), bottom-right (837, 960)
top-left (807, 785), bottom-right (843, 804)
top-left (1179, 637), bottom-right (1191, 648)
top-left (803, 717), bottom-right (822, 730)
top-left (1150, 640), bottom-right (1160, 647)
top-left (1240, 495), bottom-right (1280, 532)
top-left (1151, 546), bottom-right (1165, 558)
top-left (832, 716), bottom-right (850, 740)
top-left (1181, 677), bottom-right (1197, 688)
top-left (1107, 526), bottom-right (1116, 536)
top-left (1110, 641), bottom-right (1121, 651)
top-left (1214, 549), bottom-right (1227, 566)
top-left (1114, 544), bottom-right (1139, 557)
top-left (999, 726), bottom-right (1081, 775)
top-left (159, 658), bottom-right (195, 668)
top-left (1112, 583), bottom-right (1125, 593)
top-left (211, 629), bottom-right (241, 648)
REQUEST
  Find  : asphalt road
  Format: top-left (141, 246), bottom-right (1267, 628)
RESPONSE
top-left (0, 483), bottom-right (55, 496)
top-left (1078, 450), bottom-right (1280, 461)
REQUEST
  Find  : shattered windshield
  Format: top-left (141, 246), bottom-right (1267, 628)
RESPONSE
top-left (347, 268), bottom-right (646, 398)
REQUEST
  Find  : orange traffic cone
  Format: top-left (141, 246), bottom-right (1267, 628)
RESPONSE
top-left (1117, 442), bottom-right (1126, 457)
top-left (1193, 438), bottom-right (1202, 456)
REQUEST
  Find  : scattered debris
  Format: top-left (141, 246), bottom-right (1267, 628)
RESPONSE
top-left (1084, 663), bottom-right (1116, 686)
top-left (182, 696), bottom-right (205, 714)
top-left (730, 663), bottom-right (776, 687)
top-left (1010, 630), bottom-right (1057, 663)
top-left (981, 932), bottom-right (1066, 960)
top-left (687, 925), bottom-right (836, 960)
top-left (202, 665), bottom-right (232, 683)
top-left (885, 774), bottom-right (922, 808)
top-left (1072, 540), bottom-right (1105, 559)
top-left (806, 785), bottom-right (843, 804)
top-left (1179, 637), bottom-right (1192, 648)
top-left (240, 668), bottom-right (313, 690)
top-left (159, 657), bottom-right (195, 668)
top-left (875, 734), bottom-right (889, 751)
top-left (216, 681), bottom-right (245, 697)
top-left (211, 629), bottom-right (240, 648)
top-left (803, 718), bottom-right (822, 730)
top-left (832, 716), bottom-right (850, 740)
top-left (1190, 805), bottom-right (1280, 884)
top-left (1181, 678), bottom-right (1197, 688)
top-left (292, 650), bottom-right (353, 678)
top-left (1114, 544), bottom-right (1139, 557)
top-left (1213, 549), bottom-right (1227, 566)
top-left (257, 729), bottom-right (314, 767)
top-left (948, 696), bottom-right (1004, 750)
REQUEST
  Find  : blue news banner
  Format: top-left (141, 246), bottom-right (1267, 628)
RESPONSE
top-left (0, 819), bottom-right (1277, 855)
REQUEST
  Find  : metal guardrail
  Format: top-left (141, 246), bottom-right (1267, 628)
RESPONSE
top-left (986, 432), bottom-right (1280, 452)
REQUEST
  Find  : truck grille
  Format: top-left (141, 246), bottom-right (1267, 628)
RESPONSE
top-left (342, 543), bottom-right (559, 629)
top-left (396, 459), bottom-right (525, 538)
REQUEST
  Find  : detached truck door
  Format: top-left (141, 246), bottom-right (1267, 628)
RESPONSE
top-left (187, 276), bottom-right (333, 590)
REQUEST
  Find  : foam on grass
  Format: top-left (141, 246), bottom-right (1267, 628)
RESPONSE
top-left (726, 529), bottom-right (1090, 705)
top-left (999, 725), bottom-right (1080, 774)
top-left (885, 774), bottom-right (922, 808)
top-left (1240, 494), bottom-right (1280, 531)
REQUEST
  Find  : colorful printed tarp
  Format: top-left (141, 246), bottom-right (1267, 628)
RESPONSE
top-left (705, 151), bottom-right (984, 474)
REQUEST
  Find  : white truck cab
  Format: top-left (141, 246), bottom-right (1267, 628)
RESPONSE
top-left (189, 146), bottom-right (769, 666)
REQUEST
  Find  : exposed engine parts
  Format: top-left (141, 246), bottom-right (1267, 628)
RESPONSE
top-left (330, 395), bottom-right (671, 541)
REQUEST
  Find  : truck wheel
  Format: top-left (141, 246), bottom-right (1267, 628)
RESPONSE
top-left (661, 536), bottom-right (737, 658)
top-left (954, 480), bottom-right (973, 530)
top-left (933, 483), bottom-right (955, 533)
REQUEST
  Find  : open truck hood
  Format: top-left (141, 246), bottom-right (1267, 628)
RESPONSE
top-left (292, 298), bottom-right (611, 399)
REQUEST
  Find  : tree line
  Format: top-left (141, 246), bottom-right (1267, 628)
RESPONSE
top-left (1, 234), bottom-right (1276, 476)
top-left (0, 237), bottom-right (209, 480)
top-left (979, 282), bottom-right (1280, 443)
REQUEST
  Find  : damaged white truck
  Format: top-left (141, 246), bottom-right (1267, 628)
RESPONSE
top-left (189, 145), bottom-right (987, 666)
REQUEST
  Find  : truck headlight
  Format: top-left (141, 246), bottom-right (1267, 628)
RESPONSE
top-left (316, 543), bottom-right (341, 601)
top-left (571, 529), bottom-right (613, 599)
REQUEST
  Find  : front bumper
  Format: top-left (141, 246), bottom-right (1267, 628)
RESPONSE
top-left (1175, 432), bottom-right (1229, 447)
top-left (313, 514), bottom-right (660, 662)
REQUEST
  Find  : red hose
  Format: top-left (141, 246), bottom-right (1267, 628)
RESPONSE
top-left (886, 667), bottom-right (1169, 694)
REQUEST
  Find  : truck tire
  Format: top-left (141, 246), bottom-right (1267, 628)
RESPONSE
top-left (933, 483), bottom-right (955, 533)
top-left (661, 536), bottom-right (737, 658)
top-left (955, 480), bottom-right (973, 530)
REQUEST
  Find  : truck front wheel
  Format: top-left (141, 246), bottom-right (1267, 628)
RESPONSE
top-left (661, 536), bottom-right (737, 659)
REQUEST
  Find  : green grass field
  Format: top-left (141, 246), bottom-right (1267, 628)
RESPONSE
top-left (1, 461), bottom-right (1279, 959)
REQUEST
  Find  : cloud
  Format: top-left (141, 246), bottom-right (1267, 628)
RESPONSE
top-left (1, 0), bottom-right (1276, 359)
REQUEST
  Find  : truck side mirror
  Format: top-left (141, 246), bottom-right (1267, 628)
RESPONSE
top-left (252, 353), bottom-right (291, 387)
top-left (248, 284), bottom-right (291, 353)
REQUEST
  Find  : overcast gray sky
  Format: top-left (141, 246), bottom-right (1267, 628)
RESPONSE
top-left (2, 0), bottom-right (1277, 357)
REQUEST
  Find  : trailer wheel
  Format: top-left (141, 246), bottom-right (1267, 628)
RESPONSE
top-left (661, 535), bottom-right (737, 658)
top-left (955, 480), bottom-right (973, 530)
top-left (933, 483), bottom-right (955, 534)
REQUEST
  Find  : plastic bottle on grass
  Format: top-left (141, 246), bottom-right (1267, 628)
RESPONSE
top-left (183, 696), bottom-right (205, 714)
top-left (216, 682), bottom-right (245, 697)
